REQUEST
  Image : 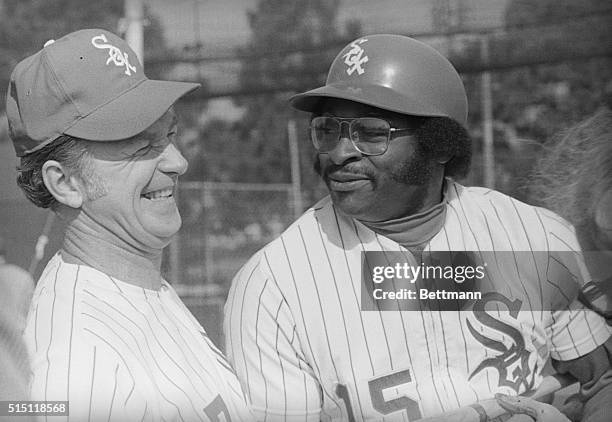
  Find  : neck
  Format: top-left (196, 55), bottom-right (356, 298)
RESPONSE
top-left (361, 184), bottom-right (447, 248)
top-left (388, 176), bottom-right (446, 221)
top-left (60, 211), bottom-right (164, 290)
top-left (409, 183), bottom-right (444, 217)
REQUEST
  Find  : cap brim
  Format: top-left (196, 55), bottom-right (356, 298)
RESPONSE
top-left (289, 82), bottom-right (447, 119)
top-left (65, 79), bottom-right (200, 141)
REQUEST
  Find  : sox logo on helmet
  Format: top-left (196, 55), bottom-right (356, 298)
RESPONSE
top-left (291, 34), bottom-right (468, 125)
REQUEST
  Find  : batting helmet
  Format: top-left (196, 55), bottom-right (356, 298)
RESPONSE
top-left (290, 34), bottom-right (468, 125)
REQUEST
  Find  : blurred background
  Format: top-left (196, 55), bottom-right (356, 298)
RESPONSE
top-left (0, 0), bottom-right (610, 348)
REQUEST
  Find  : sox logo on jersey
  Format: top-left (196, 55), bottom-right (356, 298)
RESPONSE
top-left (467, 292), bottom-right (540, 393)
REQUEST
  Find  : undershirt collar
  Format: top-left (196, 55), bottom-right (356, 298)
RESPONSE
top-left (360, 189), bottom-right (447, 249)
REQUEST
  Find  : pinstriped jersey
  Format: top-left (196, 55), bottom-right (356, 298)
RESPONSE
top-left (224, 180), bottom-right (612, 421)
top-left (24, 253), bottom-right (252, 422)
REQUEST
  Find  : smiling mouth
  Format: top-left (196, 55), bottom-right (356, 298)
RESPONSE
top-left (142, 187), bottom-right (174, 201)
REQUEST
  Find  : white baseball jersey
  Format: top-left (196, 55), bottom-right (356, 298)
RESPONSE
top-left (224, 180), bottom-right (612, 421)
top-left (24, 253), bottom-right (252, 422)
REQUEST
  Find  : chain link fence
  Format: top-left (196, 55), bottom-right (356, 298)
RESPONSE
top-left (163, 181), bottom-right (300, 346)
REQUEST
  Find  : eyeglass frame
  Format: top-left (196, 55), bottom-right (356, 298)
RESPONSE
top-left (309, 116), bottom-right (417, 156)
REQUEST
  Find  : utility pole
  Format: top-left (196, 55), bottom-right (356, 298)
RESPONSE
top-left (287, 120), bottom-right (303, 219)
top-left (193, 0), bottom-right (202, 48)
top-left (124, 0), bottom-right (144, 63)
top-left (481, 36), bottom-right (495, 189)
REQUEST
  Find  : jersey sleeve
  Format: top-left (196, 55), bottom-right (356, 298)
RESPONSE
top-left (224, 254), bottom-right (322, 421)
top-left (547, 301), bottom-right (612, 361)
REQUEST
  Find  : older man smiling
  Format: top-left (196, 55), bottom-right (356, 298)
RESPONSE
top-left (8, 29), bottom-right (251, 422)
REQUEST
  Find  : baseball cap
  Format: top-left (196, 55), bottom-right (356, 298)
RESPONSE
top-left (6, 28), bottom-right (200, 156)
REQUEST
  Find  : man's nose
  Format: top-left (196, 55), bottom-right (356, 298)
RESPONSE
top-left (159, 143), bottom-right (188, 176)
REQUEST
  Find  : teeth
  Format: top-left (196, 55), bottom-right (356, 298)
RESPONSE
top-left (144, 188), bottom-right (173, 200)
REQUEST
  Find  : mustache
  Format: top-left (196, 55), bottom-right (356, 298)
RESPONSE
top-left (315, 159), bottom-right (374, 180)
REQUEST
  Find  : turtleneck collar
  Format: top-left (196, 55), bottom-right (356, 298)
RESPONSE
top-left (360, 185), bottom-right (447, 249)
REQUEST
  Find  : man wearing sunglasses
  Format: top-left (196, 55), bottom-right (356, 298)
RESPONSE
top-left (225, 34), bottom-right (612, 421)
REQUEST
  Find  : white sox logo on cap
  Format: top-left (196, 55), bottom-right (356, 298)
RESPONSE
top-left (91, 34), bottom-right (137, 76)
top-left (7, 28), bottom-right (200, 157)
top-left (342, 38), bottom-right (368, 75)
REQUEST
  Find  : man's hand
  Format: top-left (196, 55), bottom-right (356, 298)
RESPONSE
top-left (496, 393), bottom-right (570, 422)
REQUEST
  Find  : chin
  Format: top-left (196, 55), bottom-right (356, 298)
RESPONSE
top-left (331, 193), bottom-right (371, 220)
top-left (147, 218), bottom-right (182, 244)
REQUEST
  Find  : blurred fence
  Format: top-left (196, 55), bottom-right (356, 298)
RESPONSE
top-left (164, 181), bottom-right (300, 346)
top-left (171, 180), bottom-right (298, 285)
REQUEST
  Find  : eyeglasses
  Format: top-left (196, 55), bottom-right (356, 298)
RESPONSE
top-left (310, 116), bottom-right (416, 156)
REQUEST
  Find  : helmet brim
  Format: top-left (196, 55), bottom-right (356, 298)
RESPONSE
top-left (289, 82), bottom-right (449, 119)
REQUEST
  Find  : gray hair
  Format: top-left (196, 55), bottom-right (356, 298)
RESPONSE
top-left (16, 136), bottom-right (105, 209)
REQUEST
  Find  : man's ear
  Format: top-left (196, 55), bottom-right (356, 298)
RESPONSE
top-left (41, 160), bottom-right (85, 208)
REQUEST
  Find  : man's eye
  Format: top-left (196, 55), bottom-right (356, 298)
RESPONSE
top-left (362, 128), bottom-right (387, 137)
top-left (134, 144), bottom-right (153, 156)
top-left (132, 144), bottom-right (161, 158)
top-left (131, 134), bottom-right (173, 158)
top-left (316, 127), bottom-right (337, 135)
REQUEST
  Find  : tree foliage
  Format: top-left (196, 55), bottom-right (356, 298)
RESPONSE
top-left (497, 0), bottom-right (611, 141)
top-left (463, 0), bottom-right (612, 199)
top-left (236, 0), bottom-right (344, 203)
top-left (185, 0), bottom-right (360, 206)
top-left (504, 0), bottom-right (611, 27)
top-left (0, 0), bottom-right (170, 112)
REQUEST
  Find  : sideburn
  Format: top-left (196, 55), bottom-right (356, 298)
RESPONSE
top-left (389, 144), bottom-right (435, 186)
top-left (78, 158), bottom-right (109, 201)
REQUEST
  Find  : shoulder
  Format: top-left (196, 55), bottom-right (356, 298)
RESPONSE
top-left (449, 179), bottom-right (565, 225)
top-left (28, 254), bottom-right (81, 312)
top-left (229, 196), bottom-right (343, 296)
top-left (242, 196), bottom-right (334, 259)
top-left (448, 180), bottom-right (526, 211)
top-left (447, 180), bottom-right (580, 250)
top-left (24, 254), bottom-right (131, 355)
top-left (240, 195), bottom-right (360, 266)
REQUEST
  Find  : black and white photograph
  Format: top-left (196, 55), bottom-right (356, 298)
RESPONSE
top-left (0, 1), bottom-right (611, 421)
